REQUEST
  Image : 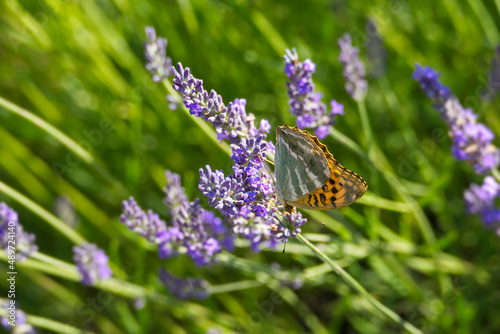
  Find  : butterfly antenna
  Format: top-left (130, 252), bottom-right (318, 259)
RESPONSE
top-left (263, 157), bottom-right (274, 165)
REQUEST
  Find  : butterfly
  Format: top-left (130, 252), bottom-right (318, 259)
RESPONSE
top-left (274, 125), bottom-right (367, 211)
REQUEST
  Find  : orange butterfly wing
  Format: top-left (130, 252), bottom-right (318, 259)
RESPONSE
top-left (283, 127), bottom-right (367, 210)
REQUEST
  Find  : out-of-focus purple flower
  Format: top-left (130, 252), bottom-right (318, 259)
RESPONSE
top-left (269, 262), bottom-right (304, 290)
top-left (144, 27), bottom-right (172, 82)
top-left (338, 34), bottom-right (368, 102)
top-left (73, 243), bottom-right (112, 286)
top-left (163, 171), bottom-right (190, 225)
top-left (159, 268), bottom-right (209, 300)
top-left (166, 94), bottom-right (180, 110)
top-left (464, 176), bottom-right (500, 226)
top-left (13, 225), bottom-right (37, 262)
top-left (283, 48), bottom-right (344, 139)
top-left (120, 197), bottom-right (167, 242)
top-left (54, 195), bottom-right (79, 229)
top-left (0, 203), bottom-right (37, 262)
top-left (412, 65), bottom-right (452, 112)
top-left (445, 99), bottom-right (500, 173)
top-left (483, 46), bottom-right (500, 101)
top-left (365, 19), bottom-right (387, 78)
top-left (1, 300), bottom-right (36, 334)
top-left (413, 65), bottom-right (500, 174)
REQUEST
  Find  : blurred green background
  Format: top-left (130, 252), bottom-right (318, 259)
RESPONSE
top-left (1, 0), bottom-right (500, 333)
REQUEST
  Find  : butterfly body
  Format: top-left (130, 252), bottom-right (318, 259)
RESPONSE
top-left (274, 125), bottom-right (367, 211)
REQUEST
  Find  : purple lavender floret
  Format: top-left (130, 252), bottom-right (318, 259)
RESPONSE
top-left (120, 197), bottom-right (167, 242)
top-left (172, 63), bottom-right (270, 146)
top-left (270, 211), bottom-right (307, 243)
top-left (365, 19), bottom-right (387, 78)
top-left (464, 176), bottom-right (500, 226)
top-left (483, 46), bottom-right (500, 101)
top-left (199, 164), bottom-right (279, 252)
top-left (160, 171), bottom-right (233, 266)
top-left (413, 65), bottom-right (500, 174)
top-left (283, 48), bottom-right (344, 139)
top-left (120, 172), bottom-right (232, 266)
top-left (412, 64), bottom-right (452, 112)
top-left (198, 166), bottom-right (246, 217)
top-left (73, 242), bottom-right (112, 286)
top-left (338, 34), bottom-right (368, 102)
top-left (1, 301), bottom-right (37, 333)
top-left (445, 99), bottom-right (500, 173)
top-left (144, 27), bottom-right (172, 82)
top-left (159, 268), bottom-right (210, 300)
top-left (0, 203), bottom-right (37, 261)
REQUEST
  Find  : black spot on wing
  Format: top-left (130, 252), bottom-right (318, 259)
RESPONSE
top-left (319, 193), bottom-right (326, 205)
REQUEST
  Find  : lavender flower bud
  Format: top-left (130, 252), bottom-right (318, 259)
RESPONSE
top-left (73, 243), bottom-right (112, 286)
top-left (413, 65), bottom-right (500, 174)
top-left (1, 300), bottom-right (36, 334)
top-left (464, 176), bottom-right (500, 226)
top-left (338, 33), bottom-right (368, 101)
top-left (283, 48), bottom-right (343, 139)
top-left (0, 203), bottom-right (37, 261)
top-left (483, 46), bottom-right (500, 101)
top-left (159, 268), bottom-right (209, 300)
top-left (271, 211), bottom-right (307, 242)
top-left (144, 27), bottom-right (172, 82)
top-left (120, 197), bottom-right (167, 242)
top-left (365, 19), bottom-right (387, 78)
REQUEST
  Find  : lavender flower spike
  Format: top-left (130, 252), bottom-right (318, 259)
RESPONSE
top-left (283, 48), bottom-right (344, 139)
top-left (160, 170), bottom-right (232, 266)
top-left (412, 65), bottom-right (451, 112)
top-left (120, 197), bottom-right (167, 242)
top-left (270, 211), bottom-right (307, 243)
top-left (338, 34), bottom-right (368, 102)
top-left (413, 65), bottom-right (500, 174)
top-left (159, 268), bottom-right (210, 300)
top-left (0, 203), bottom-right (37, 261)
top-left (144, 26), bottom-right (172, 82)
top-left (73, 243), bottom-right (112, 286)
top-left (483, 46), bottom-right (500, 101)
top-left (171, 63), bottom-right (272, 145)
top-left (464, 176), bottom-right (500, 227)
top-left (1, 300), bottom-right (36, 334)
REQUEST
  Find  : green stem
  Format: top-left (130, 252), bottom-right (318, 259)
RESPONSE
top-left (297, 234), bottom-right (422, 334)
top-left (0, 308), bottom-right (95, 334)
top-left (0, 252), bottom-right (154, 299)
top-left (492, 169), bottom-right (500, 183)
top-left (0, 180), bottom-right (85, 245)
top-left (357, 100), bottom-right (373, 154)
top-left (0, 96), bottom-right (127, 196)
top-left (208, 279), bottom-right (263, 294)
